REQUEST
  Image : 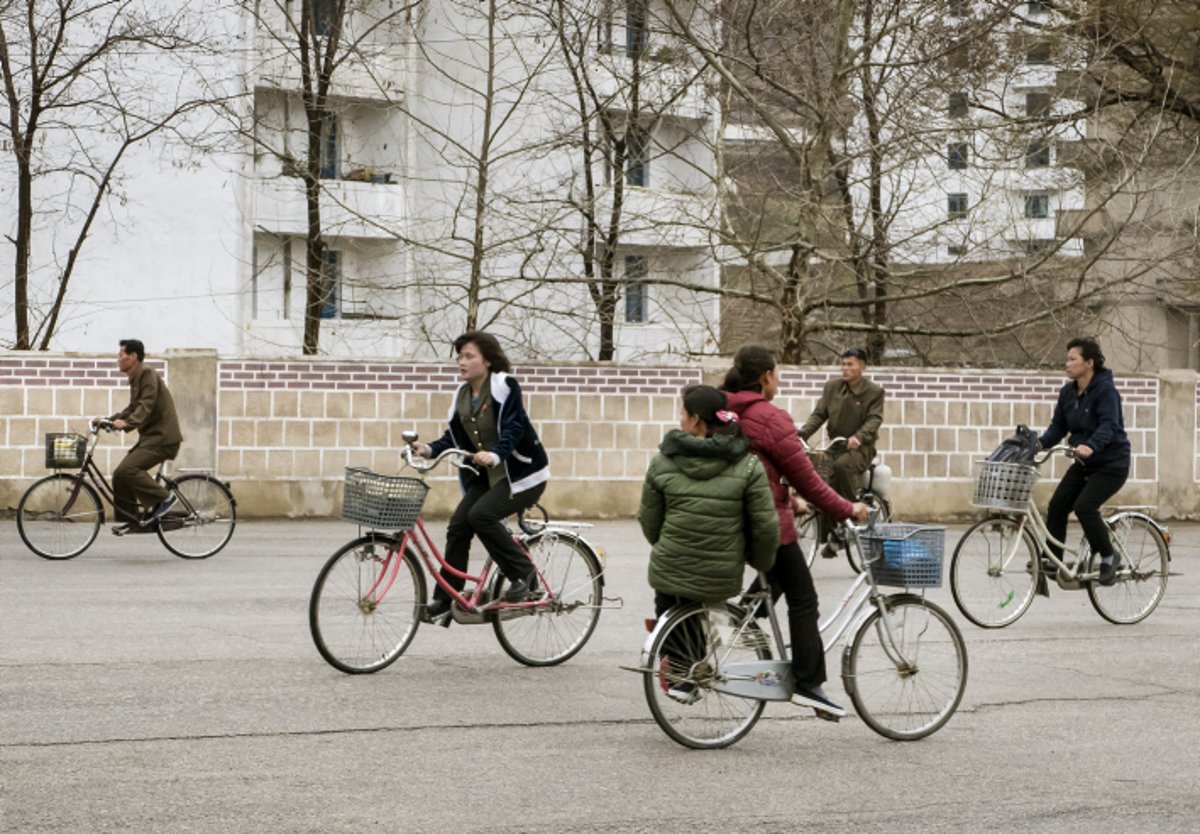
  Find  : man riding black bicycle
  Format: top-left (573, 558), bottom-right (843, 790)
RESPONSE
top-left (95, 339), bottom-right (183, 535)
top-left (798, 348), bottom-right (885, 558)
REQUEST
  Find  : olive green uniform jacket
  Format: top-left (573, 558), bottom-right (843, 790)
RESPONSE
top-left (798, 376), bottom-right (885, 457)
top-left (638, 430), bottom-right (780, 601)
top-left (109, 364), bottom-right (183, 452)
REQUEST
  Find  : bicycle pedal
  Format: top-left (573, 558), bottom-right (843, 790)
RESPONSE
top-left (813, 709), bottom-right (841, 723)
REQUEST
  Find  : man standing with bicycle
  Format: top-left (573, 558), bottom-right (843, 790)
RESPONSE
top-left (798, 348), bottom-right (885, 557)
top-left (98, 339), bottom-right (183, 535)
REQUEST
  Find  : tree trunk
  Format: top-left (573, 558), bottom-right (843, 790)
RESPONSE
top-left (302, 112), bottom-right (326, 355)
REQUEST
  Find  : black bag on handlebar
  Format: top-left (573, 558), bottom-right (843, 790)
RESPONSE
top-left (987, 424), bottom-right (1039, 464)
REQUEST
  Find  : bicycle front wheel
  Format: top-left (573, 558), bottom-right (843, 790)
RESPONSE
top-left (797, 513), bottom-right (821, 569)
top-left (847, 492), bottom-right (892, 574)
top-left (950, 516), bottom-right (1038, 628)
top-left (17, 474), bottom-right (103, 559)
top-left (309, 535), bottom-right (425, 674)
top-left (493, 532), bottom-right (603, 666)
top-left (1085, 515), bottom-right (1169, 625)
top-left (843, 595), bottom-right (967, 741)
top-left (643, 603), bottom-right (768, 750)
top-left (157, 475), bottom-right (236, 559)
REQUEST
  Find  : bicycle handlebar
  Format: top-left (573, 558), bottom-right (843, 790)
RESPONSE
top-left (796, 431), bottom-right (848, 454)
top-left (90, 418), bottom-right (115, 433)
top-left (1032, 444), bottom-right (1076, 465)
top-left (402, 444), bottom-right (480, 476)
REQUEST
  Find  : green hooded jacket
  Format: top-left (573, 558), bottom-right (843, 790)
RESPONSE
top-left (639, 429), bottom-right (780, 601)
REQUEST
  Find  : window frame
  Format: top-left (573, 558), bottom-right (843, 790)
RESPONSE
top-left (623, 254), bottom-right (648, 324)
top-left (1023, 193), bottom-right (1050, 219)
top-left (947, 142), bottom-right (969, 170)
top-left (947, 192), bottom-right (969, 219)
top-left (1025, 138), bottom-right (1051, 168)
top-left (626, 124), bottom-right (650, 187)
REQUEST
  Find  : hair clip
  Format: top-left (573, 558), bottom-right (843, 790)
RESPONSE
top-left (715, 410), bottom-right (739, 423)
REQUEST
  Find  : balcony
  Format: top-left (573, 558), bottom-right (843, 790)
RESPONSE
top-left (251, 177), bottom-right (404, 240)
top-left (1056, 208), bottom-right (1113, 239)
top-left (590, 53), bottom-right (712, 121)
top-left (251, 31), bottom-right (404, 102)
top-left (595, 186), bottom-right (715, 250)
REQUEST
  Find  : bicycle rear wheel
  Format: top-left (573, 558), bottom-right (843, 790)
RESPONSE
top-left (156, 475), bottom-right (236, 559)
top-left (950, 516), bottom-right (1038, 628)
top-left (492, 532), bottom-right (602, 666)
top-left (17, 474), bottom-right (103, 559)
top-left (843, 595), bottom-right (967, 741)
top-left (309, 535), bottom-right (425, 674)
top-left (1084, 515), bottom-right (1169, 625)
top-left (643, 603), bottom-right (768, 749)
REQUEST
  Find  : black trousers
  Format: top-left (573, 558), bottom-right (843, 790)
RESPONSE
top-left (1045, 463), bottom-right (1128, 561)
top-left (432, 476), bottom-right (546, 601)
top-left (746, 540), bottom-right (827, 689)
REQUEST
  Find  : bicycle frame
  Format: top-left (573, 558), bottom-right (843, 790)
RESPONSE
top-left (54, 428), bottom-right (190, 526)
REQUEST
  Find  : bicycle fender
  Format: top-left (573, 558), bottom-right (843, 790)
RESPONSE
top-left (1106, 511), bottom-right (1171, 560)
top-left (839, 592), bottom-right (925, 677)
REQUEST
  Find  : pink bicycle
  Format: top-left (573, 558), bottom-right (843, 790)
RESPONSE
top-left (308, 431), bottom-right (610, 673)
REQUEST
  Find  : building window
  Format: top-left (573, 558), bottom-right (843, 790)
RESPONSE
top-left (947, 142), bottom-right (969, 170)
top-left (1021, 238), bottom-right (1056, 255)
top-left (319, 113), bottom-right (339, 180)
top-left (947, 0), bottom-right (967, 16)
top-left (597, 0), bottom-right (614, 52)
top-left (1026, 1), bottom-right (1046, 13)
top-left (947, 40), bottom-right (969, 70)
top-left (1025, 92), bottom-right (1051, 118)
top-left (319, 249), bottom-right (341, 319)
top-left (624, 255), bottom-right (647, 323)
top-left (947, 193), bottom-right (969, 219)
top-left (626, 125), bottom-right (650, 187)
top-left (625, 0), bottom-right (649, 58)
top-left (947, 244), bottom-right (968, 256)
top-left (282, 239), bottom-right (292, 320)
top-left (1025, 139), bottom-right (1051, 168)
top-left (948, 92), bottom-right (969, 118)
top-left (312, 0), bottom-right (337, 37)
top-left (1026, 41), bottom-right (1052, 64)
top-left (1024, 193), bottom-right (1050, 219)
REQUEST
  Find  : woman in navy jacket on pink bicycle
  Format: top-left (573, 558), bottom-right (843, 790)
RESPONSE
top-left (415, 332), bottom-right (549, 619)
top-left (1038, 337), bottom-right (1131, 585)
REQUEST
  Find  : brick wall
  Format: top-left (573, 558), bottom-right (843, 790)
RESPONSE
top-left (1, 351), bottom-right (1195, 519)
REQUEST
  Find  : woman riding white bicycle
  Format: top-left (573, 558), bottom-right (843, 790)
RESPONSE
top-left (1038, 337), bottom-right (1131, 586)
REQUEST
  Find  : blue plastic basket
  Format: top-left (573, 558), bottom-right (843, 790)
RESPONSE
top-left (862, 524), bottom-right (945, 588)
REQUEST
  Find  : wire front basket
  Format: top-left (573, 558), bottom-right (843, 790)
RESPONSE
top-left (341, 467), bottom-right (430, 531)
top-left (807, 451), bottom-right (834, 483)
top-left (45, 433), bottom-right (87, 469)
top-left (861, 524), bottom-right (945, 588)
top-left (972, 460), bottom-right (1038, 511)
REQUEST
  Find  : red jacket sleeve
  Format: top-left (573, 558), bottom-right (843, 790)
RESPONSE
top-left (764, 408), bottom-right (855, 521)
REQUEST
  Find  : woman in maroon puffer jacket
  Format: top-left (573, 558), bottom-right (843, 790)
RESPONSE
top-left (723, 345), bottom-right (868, 720)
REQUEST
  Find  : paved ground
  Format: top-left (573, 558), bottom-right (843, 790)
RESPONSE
top-left (1, 517), bottom-right (1198, 832)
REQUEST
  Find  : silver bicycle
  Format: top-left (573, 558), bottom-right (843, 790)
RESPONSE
top-left (631, 516), bottom-right (968, 748)
top-left (950, 446), bottom-right (1171, 628)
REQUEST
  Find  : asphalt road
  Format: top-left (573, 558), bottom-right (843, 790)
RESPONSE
top-left (2, 517), bottom-right (1198, 833)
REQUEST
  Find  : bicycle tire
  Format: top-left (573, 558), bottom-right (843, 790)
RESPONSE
top-left (950, 516), bottom-right (1039, 628)
top-left (643, 603), bottom-right (769, 750)
top-left (842, 594), bottom-right (967, 741)
top-left (309, 534), bottom-right (426, 674)
top-left (17, 474), bottom-right (103, 559)
top-left (1084, 515), bottom-right (1169, 625)
top-left (797, 513), bottom-right (821, 569)
top-left (492, 531), bottom-right (603, 666)
top-left (844, 493), bottom-right (891, 574)
top-left (156, 475), bottom-right (237, 559)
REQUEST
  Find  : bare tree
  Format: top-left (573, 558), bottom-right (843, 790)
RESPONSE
top-left (0, 0), bottom-right (217, 349)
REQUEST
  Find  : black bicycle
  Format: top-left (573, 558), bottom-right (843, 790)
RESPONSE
top-left (16, 420), bottom-right (236, 560)
top-left (797, 436), bottom-right (892, 573)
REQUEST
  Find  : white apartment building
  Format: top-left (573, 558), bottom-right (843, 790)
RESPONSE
top-left (2, 0), bottom-right (721, 361)
top-left (861, 0), bottom-right (1087, 266)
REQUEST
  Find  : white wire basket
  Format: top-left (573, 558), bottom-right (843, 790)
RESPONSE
top-left (971, 460), bottom-right (1038, 511)
top-left (861, 524), bottom-right (945, 588)
top-left (341, 467), bottom-right (430, 530)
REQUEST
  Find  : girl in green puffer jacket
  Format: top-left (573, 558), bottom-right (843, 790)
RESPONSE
top-left (639, 385), bottom-right (780, 618)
